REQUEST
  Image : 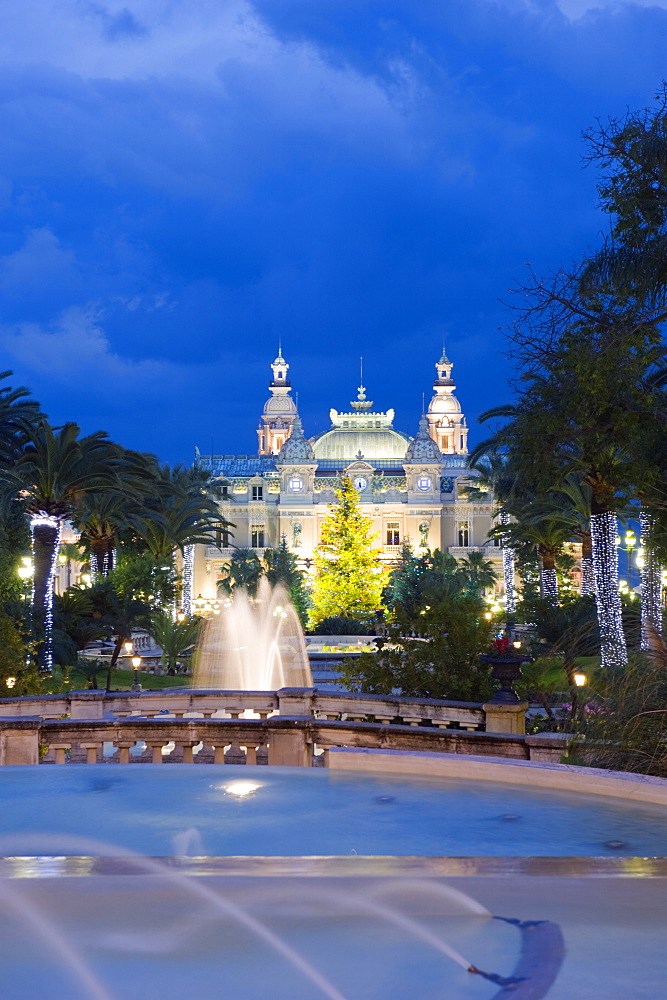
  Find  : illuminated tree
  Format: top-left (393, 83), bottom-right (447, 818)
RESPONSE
top-left (309, 476), bottom-right (387, 628)
top-left (0, 421), bottom-right (121, 670)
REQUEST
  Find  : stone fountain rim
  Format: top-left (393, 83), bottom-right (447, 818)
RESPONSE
top-left (327, 748), bottom-right (667, 806)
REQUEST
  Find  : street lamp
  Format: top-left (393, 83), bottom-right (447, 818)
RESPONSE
top-left (17, 557), bottom-right (33, 580)
top-left (574, 672), bottom-right (587, 687)
top-left (131, 655), bottom-right (142, 692)
top-left (123, 640), bottom-right (133, 655)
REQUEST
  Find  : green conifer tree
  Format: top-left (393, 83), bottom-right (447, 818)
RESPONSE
top-left (264, 534), bottom-right (311, 627)
top-left (309, 476), bottom-right (387, 629)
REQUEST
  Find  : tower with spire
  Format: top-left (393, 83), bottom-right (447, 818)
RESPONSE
top-left (425, 351), bottom-right (468, 455)
top-left (257, 348), bottom-right (298, 455)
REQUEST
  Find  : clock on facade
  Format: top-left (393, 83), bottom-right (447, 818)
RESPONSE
top-left (417, 475), bottom-right (432, 492)
top-left (289, 475), bottom-right (304, 493)
top-left (353, 476), bottom-right (368, 491)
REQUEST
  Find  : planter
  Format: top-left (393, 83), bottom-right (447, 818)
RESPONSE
top-left (480, 654), bottom-right (532, 705)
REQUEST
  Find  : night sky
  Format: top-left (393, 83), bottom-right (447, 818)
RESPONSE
top-left (1, 1), bottom-right (666, 463)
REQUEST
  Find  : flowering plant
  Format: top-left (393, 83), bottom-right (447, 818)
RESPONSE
top-left (480, 636), bottom-right (531, 660)
top-left (492, 636), bottom-right (511, 656)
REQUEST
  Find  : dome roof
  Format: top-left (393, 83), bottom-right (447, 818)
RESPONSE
top-left (264, 394), bottom-right (297, 415)
top-left (312, 427), bottom-right (410, 462)
top-left (404, 417), bottom-right (442, 464)
top-left (428, 394), bottom-right (461, 414)
top-left (277, 416), bottom-right (315, 464)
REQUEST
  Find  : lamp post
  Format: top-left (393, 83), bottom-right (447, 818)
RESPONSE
top-left (615, 529), bottom-right (637, 589)
top-left (192, 594), bottom-right (220, 617)
top-left (131, 655), bottom-right (142, 692)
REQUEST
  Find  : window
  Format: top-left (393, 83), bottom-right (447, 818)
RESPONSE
top-left (289, 475), bottom-right (304, 493)
top-left (457, 522), bottom-right (470, 547)
top-left (417, 475), bottom-right (431, 492)
top-left (220, 483), bottom-right (229, 498)
top-left (386, 522), bottom-right (400, 546)
top-left (251, 485), bottom-right (263, 501)
top-left (251, 527), bottom-right (265, 548)
top-left (215, 528), bottom-right (230, 548)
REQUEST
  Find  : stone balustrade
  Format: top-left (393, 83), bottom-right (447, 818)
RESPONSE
top-left (0, 687), bottom-right (489, 728)
top-left (0, 715), bottom-right (568, 767)
top-left (0, 687), bottom-right (569, 766)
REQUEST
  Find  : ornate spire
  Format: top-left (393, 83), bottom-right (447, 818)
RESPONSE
top-left (258, 346), bottom-right (297, 455)
top-left (350, 384), bottom-right (373, 411)
top-left (276, 415), bottom-right (315, 464)
top-left (405, 416), bottom-right (443, 464)
top-left (350, 355), bottom-right (373, 410)
top-left (435, 352), bottom-right (453, 384)
top-left (425, 348), bottom-right (468, 455)
top-left (270, 347), bottom-right (290, 387)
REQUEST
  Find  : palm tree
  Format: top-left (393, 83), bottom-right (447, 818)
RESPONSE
top-left (75, 486), bottom-right (164, 579)
top-left (550, 474), bottom-right (595, 597)
top-left (457, 551), bottom-right (498, 596)
top-left (70, 657), bottom-right (108, 690)
top-left (53, 587), bottom-right (110, 665)
top-left (472, 407), bottom-right (633, 668)
top-left (134, 464), bottom-right (228, 557)
top-left (467, 449), bottom-right (520, 612)
top-left (0, 422), bottom-right (121, 669)
top-left (145, 609), bottom-right (201, 674)
top-left (0, 371), bottom-right (41, 468)
top-left (218, 547), bottom-right (264, 598)
top-left (79, 578), bottom-right (151, 691)
top-left (499, 500), bottom-right (573, 603)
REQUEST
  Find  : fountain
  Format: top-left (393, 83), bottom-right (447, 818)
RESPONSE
top-left (193, 578), bottom-right (313, 690)
top-left (0, 766), bottom-right (666, 997)
top-left (0, 832), bottom-right (565, 1000)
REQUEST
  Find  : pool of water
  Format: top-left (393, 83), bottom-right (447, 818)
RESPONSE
top-left (1, 872), bottom-right (664, 1000)
top-left (2, 765), bottom-right (666, 857)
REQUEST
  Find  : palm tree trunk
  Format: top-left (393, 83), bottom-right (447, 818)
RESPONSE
top-left (639, 510), bottom-right (662, 651)
top-left (499, 511), bottom-right (516, 614)
top-left (90, 539), bottom-right (115, 578)
top-left (31, 515), bottom-right (62, 671)
top-left (182, 544), bottom-right (194, 615)
top-left (106, 634), bottom-right (126, 692)
top-left (580, 532), bottom-right (595, 597)
top-left (590, 510), bottom-right (627, 668)
top-left (538, 549), bottom-right (559, 603)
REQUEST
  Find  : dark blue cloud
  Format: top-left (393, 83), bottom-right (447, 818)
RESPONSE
top-left (0, 0), bottom-right (664, 458)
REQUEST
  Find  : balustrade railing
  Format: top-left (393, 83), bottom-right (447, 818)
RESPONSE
top-left (0, 687), bottom-right (570, 766)
top-left (0, 688), bottom-right (484, 729)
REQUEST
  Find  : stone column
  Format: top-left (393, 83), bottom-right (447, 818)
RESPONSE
top-left (0, 719), bottom-right (41, 765)
top-left (277, 688), bottom-right (316, 717)
top-left (117, 741), bottom-right (135, 764)
top-left (146, 742), bottom-right (166, 763)
top-left (483, 701), bottom-right (529, 735)
top-left (51, 743), bottom-right (71, 765)
top-left (79, 743), bottom-right (101, 764)
top-left (267, 718), bottom-right (313, 766)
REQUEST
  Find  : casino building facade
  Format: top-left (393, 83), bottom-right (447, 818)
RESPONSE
top-left (188, 350), bottom-right (503, 605)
